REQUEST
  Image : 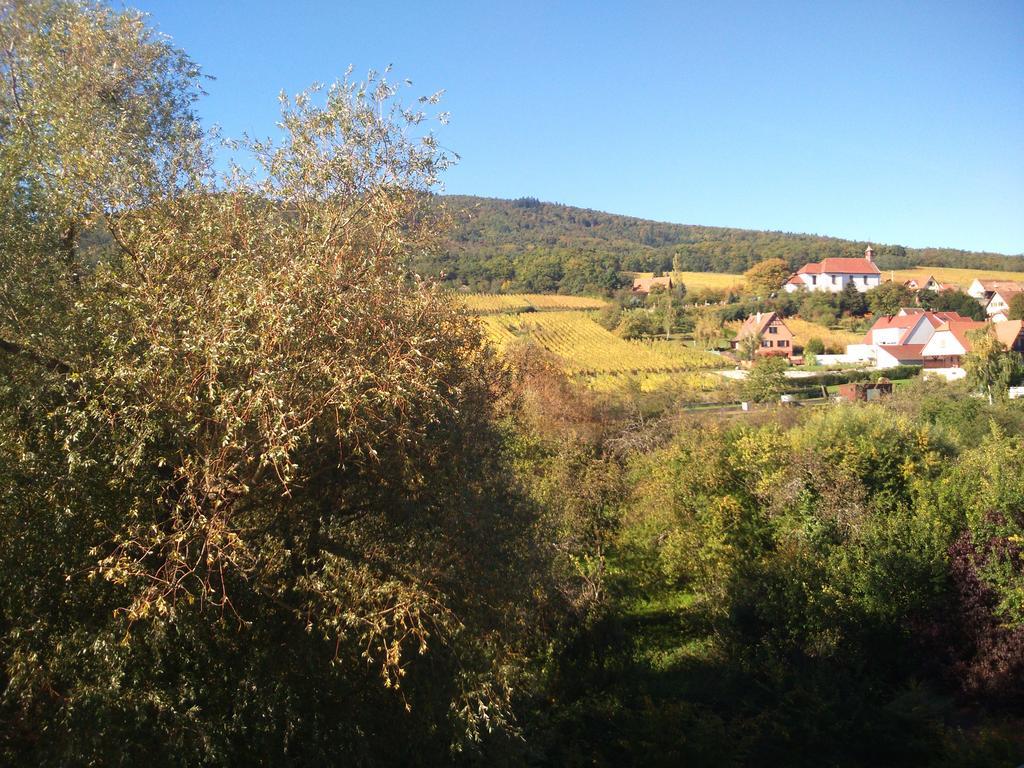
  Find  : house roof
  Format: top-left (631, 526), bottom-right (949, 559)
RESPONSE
top-left (975, 279), bottom-right (1023, 292)
top-left (990, 285), bottom-right (1024, 301)
top-left (820, 257), bottom-right (881, 275)
top-left (786, 274), bottom-right (804, 285)
top-left (794, 258), bottom-right (881, 276)
top-left (993, 319), bottom-right (1024, 348)
top-left (867, 310), bottom-right (969, 346)
top-left (879, 344), bottom-right (925, 361)
top-left (736, 311), bottom-right (788, 340)
top-left (931, 320), bottom-right (987, 353)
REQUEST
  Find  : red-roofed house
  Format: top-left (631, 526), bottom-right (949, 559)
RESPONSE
top-left (904, 275), bottom-right (959, 293)
top-left (985, 285), bottom-right (1024, 322)
top-left (783, 246), bottom-right (883, 294)
top-left (993, 319), bottom-right (1024, 353)
top-left (731, 311), bottom-right (795, 358)
top-left (921, 320), bottom-right (987, 370)
top-left (967, 278), bottom-right (1023, 304)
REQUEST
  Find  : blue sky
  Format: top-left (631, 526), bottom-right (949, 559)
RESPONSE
top-left (134, 1), bottom-right (1024, 255)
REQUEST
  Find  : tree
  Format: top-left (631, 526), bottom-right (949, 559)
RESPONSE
top-left (694, 313), bottom-right (723, 349)
top-left (744, 258), bottom-right (790, 297)
top-left (838, 281), bottom-right (868, 316)
top-left (1007, 292), bottom-right (1024, 321)
top-left (738, 331), bottom-right (762, 362)
top-left (804, 338), bottom-right (826, 356)
top-left (0, 3), bottom-right (554, 761)
top-left (868, 281), bottom-right (914, 317)
top-left (963, 330), bottom-right (1022, 404)
top-left (928, 289), bottom-right (987, 321)
top-left (742, 355), bottom-right (788, 402)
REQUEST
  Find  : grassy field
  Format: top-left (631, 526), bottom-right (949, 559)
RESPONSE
top-left (460, 293), bottom-right (609, 313)
top-left (783, 317), bottom-right (863, 350)
top-left (627, 271), bottom-right (746, 292)
top-left (888, 266), bottom-right (1024, 289)
top-left (479, 310), bottom-right (722, 376)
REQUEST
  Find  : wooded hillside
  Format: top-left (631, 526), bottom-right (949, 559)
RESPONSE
top-left (421, 195), bottom-right (1024, 294)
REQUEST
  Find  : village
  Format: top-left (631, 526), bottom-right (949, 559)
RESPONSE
top-left (739, 248), bottom-right (1024, 396)
top-left (627, 245), bottom-right (1024, 402)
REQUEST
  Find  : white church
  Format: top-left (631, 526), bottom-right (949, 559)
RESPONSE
top-left (783, 246), bottom-right (883, 294)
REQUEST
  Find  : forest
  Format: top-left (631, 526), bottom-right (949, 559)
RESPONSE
top-left (420, 195), bottom-right (1024, 294)
top-left (1, 2), bottom-right (1023, 766)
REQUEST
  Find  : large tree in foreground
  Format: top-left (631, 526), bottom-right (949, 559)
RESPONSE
top-left (1, 2), bottom-right (556, 763)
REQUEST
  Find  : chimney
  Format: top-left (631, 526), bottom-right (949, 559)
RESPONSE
top-left (865, 245), bottom-right (875, 263)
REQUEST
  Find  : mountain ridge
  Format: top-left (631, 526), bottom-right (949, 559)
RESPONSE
top-left (424, 194), bottom-right (1022, 294)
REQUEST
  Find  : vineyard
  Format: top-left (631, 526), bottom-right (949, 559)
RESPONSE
top-left (479, 310), bottom-right (722, 375)
top-left (460, 293), bottom-right (609, 313)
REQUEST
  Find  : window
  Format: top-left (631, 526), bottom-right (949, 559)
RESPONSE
top-left (761, 340), bottom-right (772, 348)
top-left (832, 275), bottom-right (838, 285)
top-left (768, 325), bottom-right (777, 334)
top-left (811, 275), bottom-right (817, 285)
top-left (778, 339), bottom-right (789, 347)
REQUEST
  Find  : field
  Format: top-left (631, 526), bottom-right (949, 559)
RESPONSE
top-left (460, 293), bottom-right (609, 313)
top-left (629, 270), bottom-right (746, 292)
top-left (783, 317), bottom-right (863, 351)
top-left (479, 310), bottom-right (722, 375)
top-left (889, 266), bottom-right (1024, 289)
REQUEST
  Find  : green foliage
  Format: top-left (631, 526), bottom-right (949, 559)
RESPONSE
top-left (869, 281), bottom-right (915, 317)
top-left (922, 289), bottom-right (988, 320)
top-left (0, 4), bottom-right (558, 762)
top-left (742, 355), bottom-right (788, 402)
top-left (743, 257), bottom-right (789, 297)
top-left (804, 337), bottom-right (825, 356)
top-left (423, 196), bottom-right (1024, 295)
top-left (839, 280), bottom-right (869, 316)
top-left (963, 331), bottom-right (1023, 403)
top-left (1009, 292), bottom-right (1024, 321)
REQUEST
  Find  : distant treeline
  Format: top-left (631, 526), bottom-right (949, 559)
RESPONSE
top-left (418, 195), bottom-right (1024, 294)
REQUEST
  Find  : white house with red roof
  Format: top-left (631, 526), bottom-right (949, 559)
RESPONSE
top-left (783, 246), bottom-right (882, 293)
top-left (966, 278), bottom-right (1023, 304)
top-left (920, 319), bottom-right (987, 377)
top-left (984, 285), bottom-right (1024, 322)
top-left (820, 309), bottom-right (968, 369)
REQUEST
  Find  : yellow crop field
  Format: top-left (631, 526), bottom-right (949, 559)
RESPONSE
top-left (783, 317), bottom-right (863, 350)
top-left (629, 271), bottom-right (746, 292)
top-left (460, 293), bottom-right (609, 313)
top-left (479, 311), bottom-right (722, 375)
top-left (887, 266), bottom-right (1024, 290)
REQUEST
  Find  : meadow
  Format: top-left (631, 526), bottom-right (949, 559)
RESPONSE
top-left (783, 316), bottom-right (864, 351)
top-left (628, 270), bottom-right (746, 292)
top-left (889, 266), bottom-right (1024, 288)
top-left (478, 310), bottom-right (722, 376)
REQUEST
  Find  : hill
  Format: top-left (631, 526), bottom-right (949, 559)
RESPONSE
top-left (419, 195), bottom-right (1024, 294)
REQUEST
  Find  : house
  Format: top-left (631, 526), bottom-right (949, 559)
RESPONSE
top-left (731, 311), bottom-right (795, 358)
top-left (857, 309), bottom-right (965, 368)
top-left (631, 275), bottom-right (673, 296)
top-left (993, 319), bottom-right (1024, 353)
top-left (864, 309), bottom-right (964, 347)
top-left (984, 285), bottom-right (1024, 322)
top-left (836, 379), bottom-right (893, 403)
top-left (903, 275), bottom-right (958, 293)
top-left (783, 246), bottom-right (882, 293)
top-left (966, 278), bottom-right (1023, 304)
top-left (920, 319), bottom-right (987, 371)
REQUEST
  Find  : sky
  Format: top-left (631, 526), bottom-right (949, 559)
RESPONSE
top-left (132, 1), bottom-right (1024, 255)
